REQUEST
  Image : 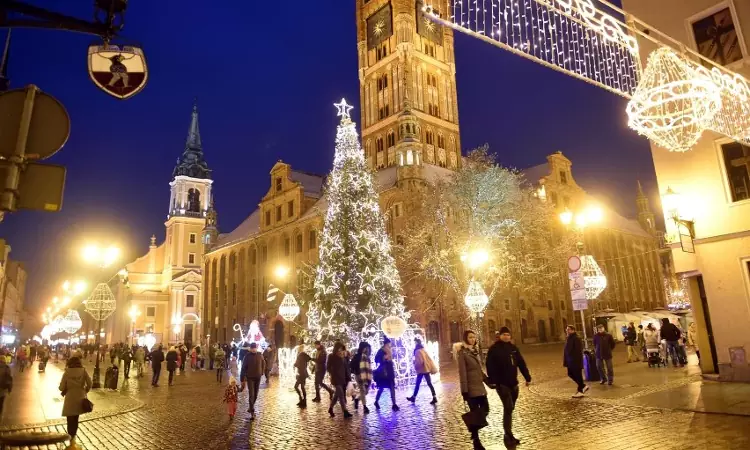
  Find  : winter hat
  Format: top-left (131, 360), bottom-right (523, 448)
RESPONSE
top-left (499, 326), bottom-right (511, 335)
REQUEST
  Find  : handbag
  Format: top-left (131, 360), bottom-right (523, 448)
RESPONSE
top-left (81, 397), bottom-right (94, 413)
top-left (461, 406), bottom-right (489, 430)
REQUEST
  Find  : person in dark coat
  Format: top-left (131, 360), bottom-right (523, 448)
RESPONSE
top-left (179, 343), bottom-right (188, 373)
top-left (374, 338), bottom-right (399, 411)
top-left (263, 343), bottom-right (275, 383)
top-left (486, 326), bottom-right (530, 446)
top-left (294, 344), bottom-right (312, 408)
top-left (593, 324), bottom-right (616, 384)
top-left (625, 322), bottom-right (640, 362)
top-left (150, 345), bottom-right (165, 387)
top-left (121, 346), bottom-right (133, 379)
top-left (458, 330), bottom-right (488, 450)
top-left (327, 342), bottom-right (352, 418)
top-left (166, 346), bottom-right (179, 386)
top-left (312, 341), bottom-right (333, 402)
top-left (240, 343), bottom-right (266, 420)
top-left (564, 325), bottom-right (588, 398)
top-left (209, 343), bottom-right (216, 370)
top-left (660, 318), bottom-right (684, 367)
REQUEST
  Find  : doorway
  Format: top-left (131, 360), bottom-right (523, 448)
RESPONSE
top-left (183, 323), bottom-right (194, 346)
top-left (537, 319), bottom-right (547, 342)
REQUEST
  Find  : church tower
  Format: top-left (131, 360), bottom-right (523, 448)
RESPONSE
top-left (356, 0), bottom-right (461, 171)
top-left (164, 100), bottom-right (213, 273)
top-left (636, 180), bottom-right (656, 235)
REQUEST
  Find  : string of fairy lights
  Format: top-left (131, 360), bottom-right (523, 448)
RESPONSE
top-left (424, 0), bottom-right (750, 152)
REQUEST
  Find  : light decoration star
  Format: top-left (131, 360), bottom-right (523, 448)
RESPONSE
top-left (334, 98), bottom-right (354, 121)
top-left (373, 19), bottom-right (385, 36)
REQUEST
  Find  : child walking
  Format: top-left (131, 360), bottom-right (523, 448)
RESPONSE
top-left (223, 376), bottom-right (239, 419)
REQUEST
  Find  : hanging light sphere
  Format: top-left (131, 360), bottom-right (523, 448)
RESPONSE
top-left (627, 47), bottom-right (722, 152)
top-left (51, 315), bottom-right (66, 334)
top-left (464, 280), bottom-right (489, 315)
top-left (61, 309), bottom-right (83, 334)
top-left (279, 294), bottom-right (300, 322)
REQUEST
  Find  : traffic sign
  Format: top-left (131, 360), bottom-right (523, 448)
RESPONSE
top-left (567, 255), bottom-right (581, 272)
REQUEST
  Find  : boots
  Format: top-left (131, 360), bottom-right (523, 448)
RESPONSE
top-left (328, 407), bottom-right (335, 418)
top-left (343, 410), bottom-right (353, 419)
top-left (472, 437), bottom-right (486, 450)
top-left (311, 396), bottom-right (321, 403)
top-left (430, 396), bottom-right (437, 404)
top-left (353, 398), bottom-right (359, 410)
top-left (297, 398), bottom-right (307, 409)
top-left (406, 396), bottom-right (416, 403)
top-left (363, 405), bottom-right (370, 414)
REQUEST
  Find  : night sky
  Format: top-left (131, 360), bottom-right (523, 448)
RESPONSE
top-left (1, 1), bottom-right (657, 321)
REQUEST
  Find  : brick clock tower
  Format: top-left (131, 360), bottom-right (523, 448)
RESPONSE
top-left (356, 0), bottom-right (461, 172)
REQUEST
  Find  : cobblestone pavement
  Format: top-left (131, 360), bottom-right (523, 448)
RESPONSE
top-left (2, 344), bottom-right (749, 450)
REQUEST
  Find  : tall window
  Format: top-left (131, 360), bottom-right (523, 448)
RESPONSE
top-left (146, 306), bottom-right (156, 317)
top-left (309, 230), bottom-right (317, 249)
top-left (189, 233), bottom-right (196, 244)
top-left (376, 137), bottom-right (385, 169)
top-left (250, 248), bottom-right (257, 265)
top-left (426, 74), bottom-right (439, 117)
top-left (377, 74), bottom-right (388, 92)
top-left (424, 42), bottom-right (436, 58)
top-left (276, 205), bottom-right (282, 222)
top-left (296, 234), bottom-right (303, 253)
top-left (265, 211), bottom-right (271, 226)
top-left (376, 44), bottom-right (388, 61)
top-left (378, 104), bottom-right (390, 120)
top-left (284, 237), bottom-right (291, 256)
top-left (251, 279), bottom-right (257, 303)
top-left (425, 130), bottom-right (434, 145)
top-left (721, 142), bottom-right (750, 202)
top-left (560, 171), bottom-right (568, 184)
top-left (186, 294), bottom-right (194, 308)
top-left (287, 200), bottom-right (294, 217)
top-left (437, 134), bottom-right (445, 150)
top-left (188, 253), bottom-right (196, 265)
top-left (692, 8), bottom-right (743, 66)
top-left (386, 131), bottom-right (395, 148)
top-left (504, 298), bottom-right (511, 311)
top-left (232, 283), bottom-right (237, 305)
top-left (260, 246), bottom-right (268, 262)
top-left (275, 177), bottom-right (282, 192)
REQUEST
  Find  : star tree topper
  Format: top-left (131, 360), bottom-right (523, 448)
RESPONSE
top-left (334, 98), bottom-right (354, 122)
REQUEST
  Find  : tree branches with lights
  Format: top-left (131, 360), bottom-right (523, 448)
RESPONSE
top-left (308, 100), bottom-right (409, 344)
top-left (398, 146), bottom-right (575, 316)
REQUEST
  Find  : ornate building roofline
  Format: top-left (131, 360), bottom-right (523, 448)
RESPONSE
top-left (172, 100), bottom-right (212, 180)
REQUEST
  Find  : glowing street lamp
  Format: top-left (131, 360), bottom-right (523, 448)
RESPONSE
top-left (82, 244), bottom-right (120, 268)
top-left (128, 305), bottom-right (141, 345)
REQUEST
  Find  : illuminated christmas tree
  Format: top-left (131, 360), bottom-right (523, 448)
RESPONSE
top-left (308, 99), bottom-right (409, 344)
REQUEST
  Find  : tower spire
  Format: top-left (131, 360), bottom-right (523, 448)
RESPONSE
top-left (0, 30), bottom-right (11, 92)
top-left (637, 180), bottom-right (646, 199)
top-left (186, 97), bottom-right (202, 150)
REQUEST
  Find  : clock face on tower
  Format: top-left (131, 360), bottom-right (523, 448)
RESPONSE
top-left (416, 2), bottom-right (443, 45)
top-left (367, 2), bottom-right (393, 50)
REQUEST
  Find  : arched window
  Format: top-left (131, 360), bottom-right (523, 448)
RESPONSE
top-left (427, 321), bottom-right (440, 342)
top-left (187, 189), bottom-right (201, 213)
top-left (487, 319), bottom-right (497, 334)
top-left (387, 130), bottom-right (395, 148)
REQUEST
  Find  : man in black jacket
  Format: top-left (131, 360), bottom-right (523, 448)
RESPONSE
top-left (311, 341), bottom-right (333, 402)
top-left (593, 325), bottom-right (616, 385)
top-left (563, 325), bottom-right (588, 398)
top-left (150, 345), bottom-right (165, 387)
top-left (625, 322), bottom-right (640, 363)
top-left (240, 343), bottom-right (266, 420)
top-left (486, 327), bottom-right (531, 447)
top-left (660, 318), bottom-right (683, 367)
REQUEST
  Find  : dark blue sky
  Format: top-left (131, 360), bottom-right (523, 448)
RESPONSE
top-left (2, 1), bottom-right (656, 317)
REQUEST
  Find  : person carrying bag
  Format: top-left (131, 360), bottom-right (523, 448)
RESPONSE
top-left (59, 352), bottom-right (92, 450)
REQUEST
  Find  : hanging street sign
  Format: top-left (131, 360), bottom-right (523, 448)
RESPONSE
top-left (88, 44), bottom-right (148, 99)
top-left (569, 267), bottom-right (587, 311)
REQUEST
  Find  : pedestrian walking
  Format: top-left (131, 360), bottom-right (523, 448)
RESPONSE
top-left (312, 340), bottom-right (333, 402)
top-left (593, 324), bottom-right (615, 385)
top-left (223, 376), bottom-right (239, 419)
top-left (191, 346), bottom-right (198, 370)
top-left (660, 318), bottom-right (684, 367)
top-left (179, 343), bottom-right (188, 373)
top-left (209, 343), bottom-right (216, 370)
top-left (351, 341), bottom-right (372, 414)
top-left (134, 346), bottom-right (145, 378)
top-left (327, 342), bottom-right (353, 418)
top-left (263, 343), bottom-right (275, 383)
top-left (16, 346), bottom-right (27, 373)
top-left (293, 344), bottom-right (311, 408)
top-left (121, 346), bottom-right (133, 379)
top-left (239, 342), bottom-right (265, 420)
top-left (0, 353), bottom-right (13, 416)
top-left (637, 325), bottom-right (646, 361)
top-left (373, 338), bottom-right (399, 411)
top-left (458, 330), bottom-right (489, 450)
top-left (150, 345), bottom-right (165, 387)
top-left (166, 346), bottom-right (178, 386)
top-left (407, 339), bottom-right (438, 404)
top-left (625, 322), bottom-right (640, 362)
top-left (215, 346), bottom-right (226, 383)
top-left (564, 325), bottom-right (589, 398)
top-left (59, 353), bottom-right (92, 450)
top-left (485, 326), bottom-right (530, 447)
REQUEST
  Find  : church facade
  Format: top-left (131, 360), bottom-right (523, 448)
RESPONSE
top-left (94, 103), bottom-right (215, 346)
top-left (199, 1), bottom-right (668, 349)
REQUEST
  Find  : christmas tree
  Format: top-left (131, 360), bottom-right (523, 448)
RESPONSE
top-left (308, 99), bottom-right (409, 344)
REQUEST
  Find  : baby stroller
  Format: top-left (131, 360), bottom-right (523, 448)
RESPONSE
top-left (646, 342), bottom-right (664, 368)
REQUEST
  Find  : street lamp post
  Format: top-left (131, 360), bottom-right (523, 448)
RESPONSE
top-left (81, 244), bottom-right (120, 389)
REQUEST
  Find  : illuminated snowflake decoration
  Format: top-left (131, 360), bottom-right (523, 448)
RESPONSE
top-left (373, 19), bottom-right (386, 36)
top-left (423, 17), bottom-right (436, 33)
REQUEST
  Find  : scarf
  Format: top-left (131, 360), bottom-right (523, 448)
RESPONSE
top-left (359, 355), bottom-right (373, 384)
